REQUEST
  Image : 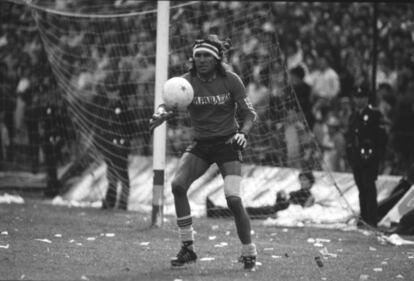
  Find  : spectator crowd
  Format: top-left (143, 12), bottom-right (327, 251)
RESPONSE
top-left (1, 1), bottom-right (414, 177)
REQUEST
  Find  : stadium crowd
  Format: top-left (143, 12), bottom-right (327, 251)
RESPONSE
top-left (1, 1), bottom-right (414, 176)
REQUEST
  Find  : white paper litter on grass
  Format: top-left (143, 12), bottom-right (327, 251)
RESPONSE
top-left (35, 239), bottom-right (52, 243)
top-left (105, 233), bottom-right (115, 237)
top-left (373, 268), bottom-right (383, 272)
top-left (0, 193), bottom-right (24, 204)
top-left (214, 242), bottom-right (228, 247)
top-left (319, 247), bottom-right (338, 258)
top-left (0, 244), bottom-right (9, 249)
top-left (1, 231), bottom-right (8, 235)
top-left (139, 242), bottom-right (150, 246)
top-left (200, 257), bottom-right (215, 261)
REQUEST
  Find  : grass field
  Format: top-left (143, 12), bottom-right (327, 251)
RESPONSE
top-left (1, 198), bottom-right (413, 281)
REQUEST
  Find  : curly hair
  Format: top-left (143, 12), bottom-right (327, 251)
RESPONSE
top-left (189, 34), bottom-right (231, 77)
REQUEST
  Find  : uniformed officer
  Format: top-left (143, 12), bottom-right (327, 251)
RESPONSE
top-left (43, 102), bottom-right (65, 198)
top-left (94, 80), bottom-right (134, 211)
top-left (345, 87), bottom-right (387, 227)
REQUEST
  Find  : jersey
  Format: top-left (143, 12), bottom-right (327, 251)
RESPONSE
top-left (182, 70), bottom-right (256, 140)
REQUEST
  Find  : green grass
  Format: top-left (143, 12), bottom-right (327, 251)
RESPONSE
top-left (1, 198), bottom-right (413, 281)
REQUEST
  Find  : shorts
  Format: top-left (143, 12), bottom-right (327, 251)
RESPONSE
top-left (185, 134), bottom-right (242, 165)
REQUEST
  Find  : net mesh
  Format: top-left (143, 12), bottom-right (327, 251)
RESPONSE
top-left (3, 1), bottom-right (356, 223)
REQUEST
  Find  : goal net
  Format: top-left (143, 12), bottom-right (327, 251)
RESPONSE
top-left (5, 1), bottom-right (359, 226)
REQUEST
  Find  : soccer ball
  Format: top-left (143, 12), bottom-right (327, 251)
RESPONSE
top-left (162, 77), bottom-right (194, 110)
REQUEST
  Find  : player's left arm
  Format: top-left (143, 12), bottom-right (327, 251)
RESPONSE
top-left (228, 72), bottom-right (257, 148)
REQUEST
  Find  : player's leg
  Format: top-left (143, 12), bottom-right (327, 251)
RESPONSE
top-left (218, 161), bottom-right (257, 270)
top-left (171, 151), bottom-right (210, 267)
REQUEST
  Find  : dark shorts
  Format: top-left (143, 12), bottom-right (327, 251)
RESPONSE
top-left (185, 135), bottom-right (242, 165)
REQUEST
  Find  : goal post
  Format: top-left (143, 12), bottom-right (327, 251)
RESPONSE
top-left (151, 1), bottom-right (170, 227)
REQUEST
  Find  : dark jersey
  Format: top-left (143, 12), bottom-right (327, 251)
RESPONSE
top-left (182, 71), bottom-right (256, 140)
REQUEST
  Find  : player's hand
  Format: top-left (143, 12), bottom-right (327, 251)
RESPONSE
top-left (231, 132), bottom-right (248, 151)
top-left (149, 104), bottom-right (176, 131)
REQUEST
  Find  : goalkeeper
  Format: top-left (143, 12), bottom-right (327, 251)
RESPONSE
top-left (150, 35), bottom-right (258, 271)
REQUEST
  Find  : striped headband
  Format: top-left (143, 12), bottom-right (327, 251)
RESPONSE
top-left (192, 41), bottom-right (221, 60)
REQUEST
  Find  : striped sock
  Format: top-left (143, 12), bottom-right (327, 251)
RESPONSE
top-left (242, 243), bottom-right (257, 257)
top-left (177, 215), bottom-right (194, 250)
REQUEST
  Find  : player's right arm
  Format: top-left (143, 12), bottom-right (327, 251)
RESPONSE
top-left (149, 103), bottom-right (176, 131)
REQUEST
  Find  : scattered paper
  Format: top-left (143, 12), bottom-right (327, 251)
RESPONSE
top-left (0, 244), bottom-right (9, 249)
top-left (86, 237), bottom-right (96, 241)
top-left (316, 238), bottom-right (331, 243)
top-left (200, 257), bottom-right (215, 261)
top-left (35, 239), bottom-right (52, 243)
top-left (369, 247), bottom-right (377, 251)
top-left (54, 234), bottom-right (62, 238)
top-left (139, 242), bottom-right (150, 246)
top-left (208, 236), bottom-right (217, 240)
top-left (105, 233), bottom-right (115, 237)
top-left (214, 242), bottom-right (228, 247)
top-left (1, 231), bottom-right (8, 235)
top-left (319, 247), bottom-right (338, 258)
top-left (373, 268), bottom-right (382, 272)
top-left (0, 193), bottom-right (24, 204)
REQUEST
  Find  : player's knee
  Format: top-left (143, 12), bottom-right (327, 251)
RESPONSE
top-left (223, 175), bottom-right (241, 198)
top-left (171, 180), bottom-right (187, 197)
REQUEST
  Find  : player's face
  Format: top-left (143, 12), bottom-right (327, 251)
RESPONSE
top-left (194, 51), bottom-right (217, 76)
top-left (299, 175), bottom-right (312, 189)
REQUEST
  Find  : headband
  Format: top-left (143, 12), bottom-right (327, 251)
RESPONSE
top-left (192, 41), bottom-right (221, 60)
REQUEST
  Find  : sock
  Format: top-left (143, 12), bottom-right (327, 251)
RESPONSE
top-left (242, 243), bottom-right (257, 257)
top-left (177, 215), bottom-right (195, 251)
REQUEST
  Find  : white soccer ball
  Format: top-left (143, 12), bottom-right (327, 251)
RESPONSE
top-left (162, 77), bottom-right (194, 110)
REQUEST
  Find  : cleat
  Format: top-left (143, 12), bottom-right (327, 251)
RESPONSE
top-left (239, 255), bottom-right (256, 271)
top-left (171, 246), bottom-right (197, 267)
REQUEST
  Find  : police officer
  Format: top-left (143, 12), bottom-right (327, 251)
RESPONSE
top-left (42, 101), bottom-right (65, 198)
top-left (94, 78), bottom-right (135, 211)
top-left (345, 86), bottom-right (387, 228)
